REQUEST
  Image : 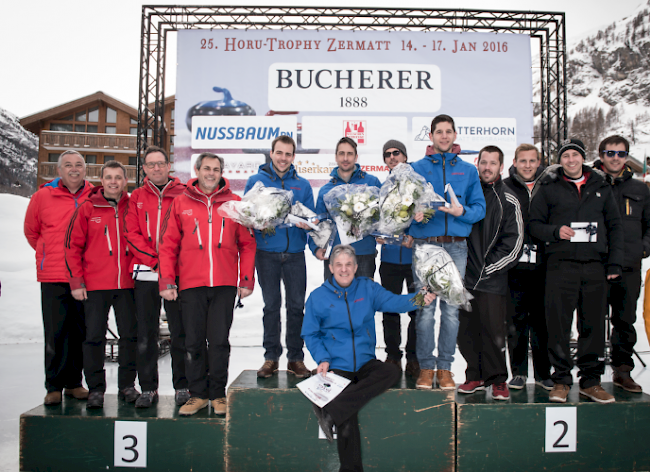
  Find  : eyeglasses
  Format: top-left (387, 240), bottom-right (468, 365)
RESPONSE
top-left (143, 161), bottom-right (167, 169)
top-left (383, 150), bottom-right (402, 159)
top-left (601, 150), bottom-right (629, 158)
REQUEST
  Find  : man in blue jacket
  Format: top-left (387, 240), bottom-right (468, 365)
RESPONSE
top-left (310, 137), bottom-right (382, 280)
top-left (302, 245), bottom-right (434, 472)
top-left (244, 136), bottom-right (315, 379)
top-left (405, 114), bottom-right (486, 391)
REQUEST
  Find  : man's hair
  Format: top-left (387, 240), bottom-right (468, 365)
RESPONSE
top-left (430, 114), bottom-right (456, 134)
top-left (57, 150), bottom-right (85, 168)
top-left (514, 143), bottom-right (540, 161)
top-left (335, 137), bottom-right (358, 155)
top-left (271, 135), bottom-right (296, 155)
top-left (329, 244), bottom-right (357, 265)
top-left (478, 145), bottom-right (504, 165)
top-left (101, 160), bottom-right (127, 179)
top-left (195, 152), bottom-right (224, 172)
top-left (598, 135), bottom-right (630, 153)
top-left (143, 145), bottom-right (169, 163)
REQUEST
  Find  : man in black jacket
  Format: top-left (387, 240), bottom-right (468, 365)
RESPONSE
top-left (530, 138), bottom-right (624, 404)
top-left (503, 144), bottom-right (553, 391)
top-left (457, 145), bottom-right (524, 401)
top-left (593, 135), bottom-right (650, 393)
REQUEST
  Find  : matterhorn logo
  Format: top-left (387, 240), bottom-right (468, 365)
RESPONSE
top-left (343, 120), bottom-right (366, 145)
top-left (414, 126), bottom-right (430, 141)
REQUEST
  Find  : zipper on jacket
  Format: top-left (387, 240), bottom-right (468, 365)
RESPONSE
top-left (41, 244), bottom-right (46, 270)
top-left (443, 157), bottom-right (448, 235)
top-left (193, 218), bottom-right (203, 249)
top-left (105, 225), bottom-right (113, 256)
top-left (146, 212), bottom-right (152, 242)
top-left (399, 245), bottom-right (403, 264)
top-left (281, 179), bottom-right (290, 253)
top-left (218, 217), bottom-right (224, 248)
top-left (208, 203), bottom-right (214, 287)
top-left (473, 187), bottom-right (502, 290)
top-left (115, 207), bottom-right (122, 290)
top-left (344, 291), bottom-right (357, 372)
top-left (156, 194), bottom-right (163, 252)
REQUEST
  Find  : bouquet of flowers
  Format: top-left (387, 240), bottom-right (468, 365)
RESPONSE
top-left (324, 184), bottom-right (380, 244)
top-left (376, 163), bottom-right (445, 235)
top-left (411, 243), bottom-right (473, 311)
top-left (217, 181), bottom-right (293, 236)
top-left (285, 202), bottom-right (336, 249)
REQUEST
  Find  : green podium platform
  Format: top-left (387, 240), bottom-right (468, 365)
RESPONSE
top-left (20, 395), bottom-right (225, 472)
top-left (456, 382), bottom-right (650, 472)
top-left (226, 370), bottom-right (455, 472)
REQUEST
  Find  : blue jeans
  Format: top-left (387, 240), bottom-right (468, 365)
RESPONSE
top-left (256, 250), bottom-right (307, 362)
top-left (413, 240), bottom-right (468, 371)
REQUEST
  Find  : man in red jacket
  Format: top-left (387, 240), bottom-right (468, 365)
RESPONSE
top-left (65, 161), bottom-right (139, 409)
top-left (159, 152), bottom-right (256, 416)
top-left (124, 146), bottom-right (188, 408)
top-left (24, 150), bottom-right (93, 405)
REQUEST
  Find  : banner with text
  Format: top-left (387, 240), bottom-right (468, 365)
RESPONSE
top-left (176, 30), bottom-right (533, 190)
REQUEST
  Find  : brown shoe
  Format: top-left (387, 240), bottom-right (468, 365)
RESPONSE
top-left (179, 397), bottom-right (209, 416)
top-left (257, 360), bottom-right (279, 378)
top-left (44, 391), bottom-right (62, 405)
top-left (287, 361), bottom-right (312, 378)
top-left (64, 387), bottom-right (89, 400)
top-left (580, 384), bottom-right (615, 404)
top-left (416, 369), bottom-right (435, 389)
top-left (613, 366), bottom-right (642, 393)
top-left (437, 369), bottom-right (455, 390)
top-left (211, 397), bottom-right (227, 415)
top-left (549, 383), bottom-right (570, 403)
top-left (405, 360), bottom-right (421, 378)
top-left (384, 358), bottom-right (402, 371)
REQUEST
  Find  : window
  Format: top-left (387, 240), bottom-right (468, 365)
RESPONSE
top-left (171, 109), bottom-right (175, 120)
top-left (60, 114), bottom-right (73, 121)
top-left (51, 123), bottom-right (73, 131)
top-left (129, 128), bottom-right (137, 135)
top-left (104, 156), bottom-right (114, 163)
top-left (48, 153), bottom-right (60, 162)
top-left (87, 125), bottom-right (98, 133)
top-left (105, 126), bottom-right (116, 134)
top-left (130, 118), bottom-right (138, 125)
top-left (86, 155), bottom-right (97, 164)
top-left (129, 156), bottom-right (137, 166)
top-left (106, 107), bottom-right (117, 123)
top-left (76, 111), bottom-right (87, 122)
top-left (88, 107), bottom-right (99, 122)
top-left (74, 125), bottom-right (86, 132)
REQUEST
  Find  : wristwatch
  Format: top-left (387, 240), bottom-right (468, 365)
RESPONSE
top-left (166, 284), bottom-right (178, 290)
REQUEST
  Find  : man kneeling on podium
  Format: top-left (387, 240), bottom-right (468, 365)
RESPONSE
top-left (302, 245), bottom-right (434, 472)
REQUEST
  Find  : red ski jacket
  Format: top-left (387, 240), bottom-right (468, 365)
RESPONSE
top-left (64, 187), bottom-right (134, 291)
top-left (24, 178), bottom-right (94, 283)
top-left (158, 178), bottom-right (256, 292)
top-left (124, 176), bottom-right (186, 271)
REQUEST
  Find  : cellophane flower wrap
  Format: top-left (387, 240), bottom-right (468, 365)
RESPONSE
top-left (217, 181), bottom-right (293, 236)
top-left (412, 243), bottom-right (473, 311)
top-left (324, 184), bottom-right (380, 244)
top-left (286, 202), bottom-right (335, 249)
top-left (377, 163), bottom-right (445, 234)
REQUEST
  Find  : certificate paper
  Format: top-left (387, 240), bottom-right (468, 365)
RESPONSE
top-left (570, 222), bottom-right (598, 243)
top-left (297, 372), bottom-right (351, 408)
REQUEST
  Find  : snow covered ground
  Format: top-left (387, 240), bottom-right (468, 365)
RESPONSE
top-left (1, 193), bottom-right (650, 472)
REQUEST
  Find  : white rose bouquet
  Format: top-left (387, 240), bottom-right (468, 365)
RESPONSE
top-left (377, 163), bottom-right (445, 235)
top-left (411, 243), bottom-right (473, 310)
top-left (324, 184), bottom-right (380, 244)
top-left (283, 202), bottom-right (336, 249)
top-left (217, 181), bottom-right (293, 236)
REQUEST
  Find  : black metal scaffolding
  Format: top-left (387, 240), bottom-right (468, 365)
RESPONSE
top-left (138, 6), bottom-right (567, 182)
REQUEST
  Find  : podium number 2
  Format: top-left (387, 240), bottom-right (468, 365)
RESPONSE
top-left (114, 421), bottom-right (147, 467)
top-left (545, 407), bottom-right (576, 453)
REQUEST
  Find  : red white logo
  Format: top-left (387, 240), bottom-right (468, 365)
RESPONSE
top-left (343, 120), bottom-right (366, 145)
top-left (137, 202), bottom-right (143, 209)
top-left (90, 217), bottom-right (102, 224)
top-left (182, 209), bottom-right (193, 216)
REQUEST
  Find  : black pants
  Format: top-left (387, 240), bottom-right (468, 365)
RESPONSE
top-left (41, 283), bottom-right (85, 393)
top-left (506, 268), bottom-right (551, 380)
top-left (608, 269), bottom-right (641, 369)
top-left (458, 290), bottom-right (508, 386)
top-left (325, 359), bottom-right (401, 472)
top-left (546, 260), bottom-right (606, 389)
top-left (181, 286), bottom-right (236, 400)
top-left (324, 253), bottom-right (376, 281)
top-left (83, 289), bottom-right (137, 393)
top-left (379, 262), bottom-right (417, 362)
top-left (134, 280), bottom-right (187, 391)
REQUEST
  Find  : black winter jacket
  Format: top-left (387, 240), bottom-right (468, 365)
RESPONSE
top-left (465, 177), bottom-right (524, 295)
top-left (592, 161), bottom-right (650, 271)
top-left (529, 164), bottom-right (624, 276)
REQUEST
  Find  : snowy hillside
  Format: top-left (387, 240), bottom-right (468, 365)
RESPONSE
top-left (0, 106), bottom-right (38, 196)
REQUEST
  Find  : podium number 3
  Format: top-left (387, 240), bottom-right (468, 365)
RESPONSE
top-left (545, 407), bottom-right (576, 453)
top-left (114, 421), bottom-right (147, 467)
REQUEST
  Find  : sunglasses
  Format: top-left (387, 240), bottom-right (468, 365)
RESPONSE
top-left (601, 150), bottom-right (629, 158)
top-left (383, 150), bottom-right (402, 159)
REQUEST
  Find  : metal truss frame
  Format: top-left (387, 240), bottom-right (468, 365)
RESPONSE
top-left (138, 5), bottom-right (566, 182)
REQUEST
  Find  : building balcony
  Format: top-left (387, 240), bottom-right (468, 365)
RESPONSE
top-left (40, 130), bottom-right (151, 154)
top-left (39, 162), bottom-right (138, 183)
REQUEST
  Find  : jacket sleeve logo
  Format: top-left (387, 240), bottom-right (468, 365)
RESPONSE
top-left (90, 217), bottom-right (102, 224)
top-left (182, 209), bottom-right (193, 216)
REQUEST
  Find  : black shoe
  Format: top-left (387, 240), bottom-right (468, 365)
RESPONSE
top-left (86, 391), bottom-right (104, 409)
top-left (135, 390), bottom-right (159, 408)
top-left (312, 404), bottom-right (335, 443)
top-left (118, 387), bottom-right (141, 403)
top-left (175, 388), bottom-right (191, 406)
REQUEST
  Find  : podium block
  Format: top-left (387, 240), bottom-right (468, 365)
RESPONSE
top-left (20, 395), bottom-right (225, 472)
top-left (226, 370), bottom-right (455, 472)
top-left (456, 382), bottom-right (650, 472)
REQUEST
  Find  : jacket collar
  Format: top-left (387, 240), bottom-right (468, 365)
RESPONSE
top-left (507, 164), bottom-right (544, 189)
top-left (592, 160), bottom-right (634, 185)
top-left (88, 186), bottom-right (128, 208)
top-left (184, 177), bottom-right (231, 202)
top-left (329, 164), bottom-right (364, 184)
top-left (260, 162), bottom-right (297, 181)
top-left (143, 175), bottom-right (184, 197)
top-left (324, 275), bottom-right (359, 296)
